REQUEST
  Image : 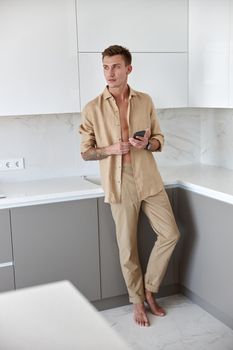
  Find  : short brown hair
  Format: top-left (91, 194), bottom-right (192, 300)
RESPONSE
top-left (102, 45), bottom-right (132, 65)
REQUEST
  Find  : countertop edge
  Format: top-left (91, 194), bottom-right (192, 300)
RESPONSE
top-left (0, 189), bottom-right (105, 210)
top-left (1, 164), bottom-right (233, 209)
top-left (1, 180), bottom-right (233, 210)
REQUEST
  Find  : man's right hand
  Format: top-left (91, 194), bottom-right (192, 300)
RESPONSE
top-left (105, 141), bottom-right (131, 155)
top-left (81, 142), bottom-right (130, 161)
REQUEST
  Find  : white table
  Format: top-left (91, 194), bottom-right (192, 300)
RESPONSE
top-left (0, 281), bottom-right (131, 350)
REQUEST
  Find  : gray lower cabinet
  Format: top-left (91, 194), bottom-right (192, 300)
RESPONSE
top-left (0, 267), bottom-right (15, 292)
top-left (177, 188), bottom-right (233, 328)
top-left (0, 209), bottom-right (14, 292)
top-left (0, 209), bottom-right (13, 264)
top-left (98, 187), bottom-right (179, 299)
top-left (10, 199), bottom-right (100, 301)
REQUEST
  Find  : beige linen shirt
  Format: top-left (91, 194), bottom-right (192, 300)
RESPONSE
top-left (79, 86), bottom-right (165, 203)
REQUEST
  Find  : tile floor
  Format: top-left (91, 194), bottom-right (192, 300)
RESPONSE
top-left (100, 294), bottom-right (233, 350)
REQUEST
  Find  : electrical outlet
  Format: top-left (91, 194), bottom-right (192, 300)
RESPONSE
top-left (0, 158), bottom-right (25, 171)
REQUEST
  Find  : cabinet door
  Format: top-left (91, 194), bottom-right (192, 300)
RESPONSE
top-left (0, 209), bottom-right (14, 292)
top-left (0, 0), bottom-right (80, 116)
top-left (0, 267), bottom-right (15, 292)
top-left (130, 53), bottom-right (188, 108)
top-left (11, 199), bottom-right (100, 301)
top-left (189, 0), bottom-right (229, 107)
top-left (79, 53), bottom-right (187, 110)
top-left (177, 188), bottom-right (233, 324)
top-left (98, 188), bottom-right (179, 299)
top-left (0, 209), bottom-right (13, 264)
top-left (77, 0), bottom-right (187, 52)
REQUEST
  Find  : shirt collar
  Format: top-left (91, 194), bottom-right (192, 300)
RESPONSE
top-left (103, 85), bottom-right (137, 100)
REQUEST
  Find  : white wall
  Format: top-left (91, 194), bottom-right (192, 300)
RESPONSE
top-left (0, 108), bottom-right (232, 183)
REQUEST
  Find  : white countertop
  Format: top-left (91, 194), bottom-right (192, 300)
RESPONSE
top-left (160, 164), bottom-right (233, 204)
top-left (86, 164), bottom-right (233, 205)
top-left (0, 164), bottom-right (233, 209)
top-left (0, 281), bottom-right (131, 350)
top-left (0, 176), bottom-right (104, 209)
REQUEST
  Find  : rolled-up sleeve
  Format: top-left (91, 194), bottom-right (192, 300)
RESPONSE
top-left (79, 107), bottom-right (96, 154)
top-left (149, 98), bottom-right (164, 151)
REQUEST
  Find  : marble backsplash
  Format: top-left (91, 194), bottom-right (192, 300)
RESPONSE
top-left (0, 108), bottom-right (232, 182)
top-left (156, 108), bottom-right (201, 167)
top-left (201, 109), bottom-right (233, 170)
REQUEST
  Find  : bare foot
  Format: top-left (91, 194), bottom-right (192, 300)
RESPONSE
top-left (145, 291), bottom-right (166, 317)
top-left (133, 303), bottom-right (150, 327)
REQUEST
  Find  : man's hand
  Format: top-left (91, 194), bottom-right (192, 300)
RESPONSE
top-left (129, 128), bottom-right (151, 149)
top-left (81, 141), bottom-right (130, 161)
top-left (105, 141), bottom-right (131, 155)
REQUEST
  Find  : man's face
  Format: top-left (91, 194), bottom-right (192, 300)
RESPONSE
top-left (102, 54), bottom-right (132, 89)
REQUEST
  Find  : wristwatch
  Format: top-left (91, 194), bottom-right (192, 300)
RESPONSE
top-left (145, 141), bottom-right (152, 151)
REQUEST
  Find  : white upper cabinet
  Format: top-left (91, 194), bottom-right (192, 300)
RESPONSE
top-left (77, 0), bottom-right (188, 52)
top-left (0, 0), bottom-right (80, 116)
top-left (130, 53), bottom-right (188, 108)
top-left (78, 0), bottom-right (188, 109)
top-left (79, 53), bottom-right (187, 109)
top-left (189, 0), bottom-right (229, 107)
top-left (79, 54), bottom-right (105, 110)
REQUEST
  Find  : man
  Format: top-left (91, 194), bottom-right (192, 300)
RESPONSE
top-left (79, 45), bottom-right (180, 327)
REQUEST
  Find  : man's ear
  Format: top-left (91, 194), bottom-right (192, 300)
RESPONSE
top-left (127, 65), bottom-right (133, 75)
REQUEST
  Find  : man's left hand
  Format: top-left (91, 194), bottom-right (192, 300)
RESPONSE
top-left (129, 128), bottom-right (151, 149)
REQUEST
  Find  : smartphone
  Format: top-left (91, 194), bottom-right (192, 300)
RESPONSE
top-left (133, 130), bottom-right (146, 139)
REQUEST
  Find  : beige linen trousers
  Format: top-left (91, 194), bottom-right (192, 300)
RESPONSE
top-left (110, 164), bottom-right (180, 304)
